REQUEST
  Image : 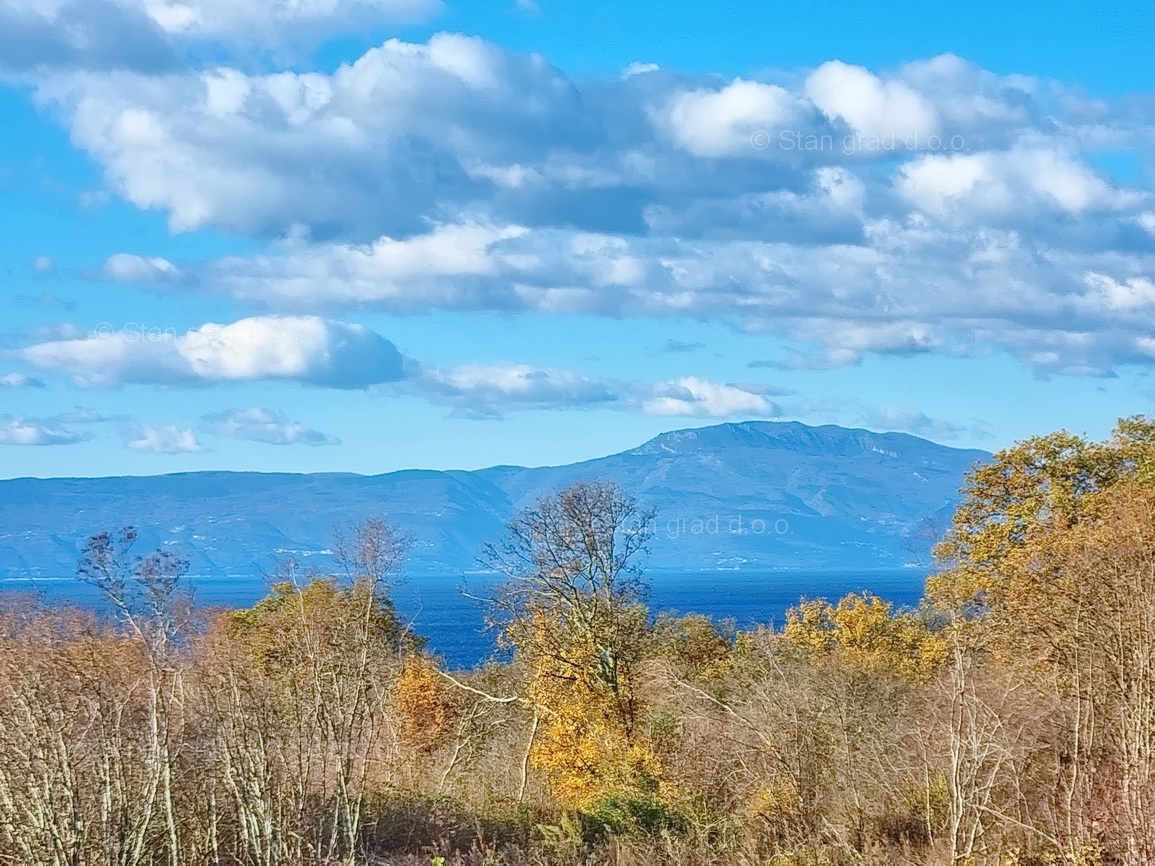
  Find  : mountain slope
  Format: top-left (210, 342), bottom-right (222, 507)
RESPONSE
top-left (0, 421), bottom-right (988, 581)
top-left (476, 422), bottom-right (986, 570)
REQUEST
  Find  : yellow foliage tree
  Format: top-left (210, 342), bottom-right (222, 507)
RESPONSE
top-left (924, 417), bottom-right (1155, 865)
top-left (995, 480), bottom-right (1155, 863)
top-left (393, 655), bottom-right (460, 752)
top-left (783, 593), bottom-right (947, 678)
top-left (928, 416), bottom-right (1155, 608)
top-left (485, 482), bottom-right (664, 812)
top-left (518, 607), bottom-right (661, 811)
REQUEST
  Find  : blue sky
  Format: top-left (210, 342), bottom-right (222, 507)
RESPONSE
top-left (1, 0), bottom-right (1153, 478)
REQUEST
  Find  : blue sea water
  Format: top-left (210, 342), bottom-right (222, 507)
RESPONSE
top-left (0, 568), bottom-right (927, 670)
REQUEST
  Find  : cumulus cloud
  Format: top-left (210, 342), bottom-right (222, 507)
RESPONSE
top-left (12, 307), bottom-right (794, 421)
top-left (28, 38), bottom-right (1155, 376)
top-left (195, 214), bottom-right (1153, 373)
top-left (202, 407), bottom-right (338, 445)
top-left (642, 378), bottom-right (779, 418)
top-left (124, 424), bottom-right (203, 453)
top-left (0, 0), bottom-right (440, 73)
top-left (897, 147), bottom-right (1140, 218)
top-left (806, 60), bottom-right (939, 141)
top-left (212, 222), bottom-right (530, 309)
top-left (0, 373), bottom-right (46, 388)
top-left (402, 361), bottom-right (978, 438)
top-left (0, 0), bottom-right (178, 73)
top-left (21, 316), bottom-right (405, 388)
top-left (768, 321), bottom-right (941, 369)
top-left (38, 37), bottom-right (1053, 241)
top-left (38, 34), bottom-right (596, 237)
top-left (0, 414), bottom-right (90, 446)
top-left (660, 79), bottom-right (807, 157)
top-left (1084, 273), bottom-right (1155, 311)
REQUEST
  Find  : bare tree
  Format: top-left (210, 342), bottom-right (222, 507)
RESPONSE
top-left (77, 526), bottom-right (191, 866)
top-left (77, 526), bottom-right (191, 658)
top-left (483, 481), bottom-right (654, 696)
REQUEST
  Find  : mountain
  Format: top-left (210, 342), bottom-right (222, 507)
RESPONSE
top-left (0, 421), bottom-right (988, 584)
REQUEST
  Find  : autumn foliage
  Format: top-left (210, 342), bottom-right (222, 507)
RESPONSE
top-left (2, 419), bottom-right (1155, 864)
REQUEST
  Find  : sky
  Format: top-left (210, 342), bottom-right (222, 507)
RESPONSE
top-left (0, 0), bottom-right (1153, 478)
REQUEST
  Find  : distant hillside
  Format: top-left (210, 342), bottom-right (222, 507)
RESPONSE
top-left (0, 421), bottom-right (988, 581)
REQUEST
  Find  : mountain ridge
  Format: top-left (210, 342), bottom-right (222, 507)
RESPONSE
top-left (0, 420), bottom-right (989, 582)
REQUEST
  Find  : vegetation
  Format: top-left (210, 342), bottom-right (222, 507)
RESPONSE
top-left (2, 420), bottom-right (1155, 865)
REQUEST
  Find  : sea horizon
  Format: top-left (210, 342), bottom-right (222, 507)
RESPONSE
top-left (1, 566), bottom-right (928, 669)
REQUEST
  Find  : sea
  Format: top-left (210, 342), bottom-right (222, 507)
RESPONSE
top-left (0, 568), bottom-right (927, 670)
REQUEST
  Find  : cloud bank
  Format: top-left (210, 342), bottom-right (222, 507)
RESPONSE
top-left (22, 316), bottom-right (406, 389)
top-left (0, 0), bottom-right (440, 73)
top-left (37, 39), bottom-right (1150, 377)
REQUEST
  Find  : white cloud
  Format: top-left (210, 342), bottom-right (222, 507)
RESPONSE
top-left (661, 78), bottom-right (805, 157)
top-left (400, 360), bottom-right (980, 438)
top-left (37, 34), bottom-right (584, 236)
top-left (0, 373), bottom-right (46, 388)
top-left (37, 36), bottom-right (1139, 239)
top-left (398, 362), bottom-right (786, 421)
top-left (1135, 337), bottom-right (1155, 360)
top-left (0, 0), bottom-right (440, 73)
top-left (0, 0), bottom-right (178, 74)
top-left (0, 416), bottom-right (88, 446)
top-left (898, 53), bottom-right (1035, 131)
top-left (102, 252), bottom-right (182, 284)
top-left (786, 321), bottom-right (940, 367)
top-left (815, 166), bottom-right (867, 213)
top-left (896, 152), bottom-right (994, 215)
top-left (806, 60), bottom-right (939, 141)
top-left (215, 222), bottom-right (529, 308)
top-left (124, 424), bottom-right (203, 453)
top-left (1084, 273), bottom-right (1155, 311)
top-left (202, 407), bottom-right (337, 445)
top-left (643, 378), bottom-right (778, 417)
top-left (621, 62), bottom-right (659, 80)
top-left (897, 147), bottom-right (1138, 218)
top-left (131, 214), bottom-right (1155, 376)
top-left (137, 0), bottom-right (440, 39)
top-left (23, 39), bottom-right (1155, 377)
top-left (22, 315), bottom-right (405, 388)
top-left (413, 363), bottom-right (619, 418)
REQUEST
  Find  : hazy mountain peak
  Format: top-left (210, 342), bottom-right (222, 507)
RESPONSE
top-left (0, 420), bottom-right (989, 582)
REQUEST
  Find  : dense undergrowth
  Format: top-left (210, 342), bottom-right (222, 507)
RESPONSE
top-left (3, 418), bottom-right (1155, 865)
